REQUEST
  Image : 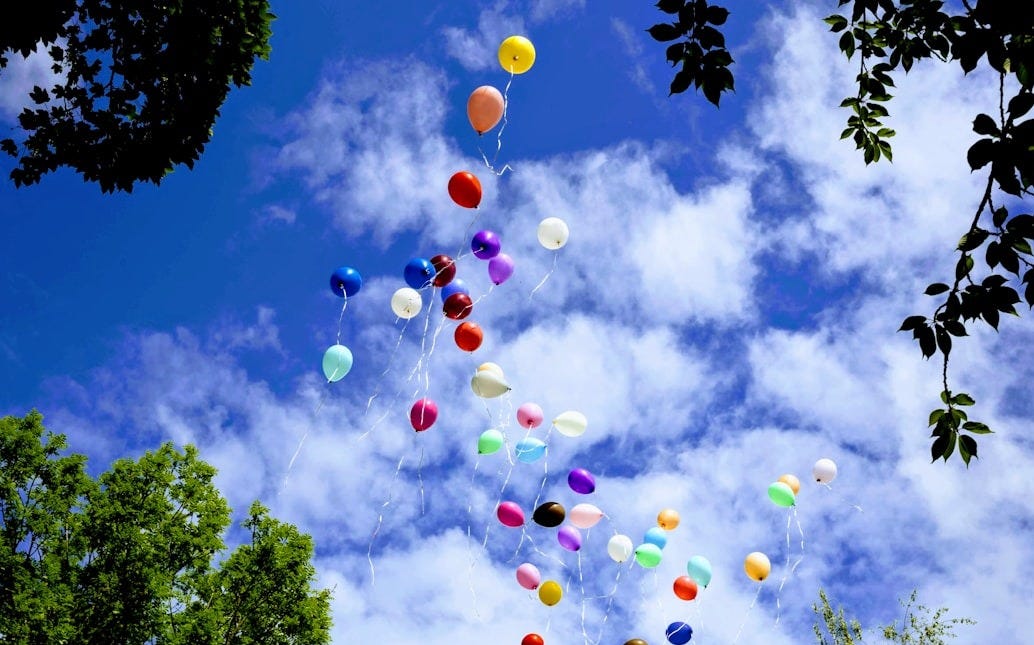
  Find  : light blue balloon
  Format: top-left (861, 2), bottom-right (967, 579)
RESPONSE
top-left (515, 437), bottom-right (547, 463)
top-left (322, 344), bottom-right (353, 382)
top-left (644, 526), bottom-right (668, 549)
top-left (441, 278), bottom-right (470, 302)
top-left (686, 555), bottom-right (713, 588)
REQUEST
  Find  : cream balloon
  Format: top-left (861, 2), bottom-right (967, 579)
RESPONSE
top-left (607, 534), bottom-right (634, 563)
top-left (477, 362), bottom-right (505, 379)
top-left (569, 503), bottom-right (603, 529)
top-left (553, 410), bottom-right (587, 437)
top-left (813, 458), bottom-right (838, 484)
top-left (471, 370), bottom-right (511, 398)
top-left (390, 287), bottom-right (422, 319)
top-left (537, 217), bottom-right (569, 250)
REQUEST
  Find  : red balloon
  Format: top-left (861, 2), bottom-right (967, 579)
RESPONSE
top-left (409, 398), bottom-right (438, 432)
top-left (443, 292), bottom-right (473, 320)
top-left (430, 254), bottom-right (456, 287)
top-left (521, 635), bottom-right (544, 645)
top-left (674, 575), bottom-right (698, 601)
top-left (448, 171), bottom-right (482, 209)
top-left (454, 321), bottom-right (483, 352)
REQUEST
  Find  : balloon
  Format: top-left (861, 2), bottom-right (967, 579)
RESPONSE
top-left (448, 171), bottom-right (482, 209)
top-left (517, 402), bottom-right (544, 429)
top-left (516, 563), bottom-right (541, 590)
top-left (558, 526), bottom-right (582, 551)
top-left (477, 429), bottom-right (504, 455)
top-left (443, 292), bottom-right (473, 320)
top-left (498, 35), bottom-right (536, 74)
top-left (409, 398), bottom-right (438, 432)
top-left (537, 217), bottom-right (569, 249)
top-left (521, 635), bottom-right (545, 645)
top-left (552, 410), bottom-right (587, 437)
top-left (322, 344), bottom-right (353, 382)
top-left (429, 254), bottom-right (456, 287)
top-left (658, 508), bottom-right (680, 530)
top-left (329, 266), bottom-right (362, 297)
top-left (441, 279), bottom-right (470, 302)
top-left (390, 287), bottom-right (422, 319)
top-left (673, 576), bottom-right (698, 601)
top-left (813, 458), bottom-right (838, 484)
top-left (454, 322), bottom-right (484, 352)
top-left (403, 258), bottom-right (434, 289)
top-left (467, 85), bottom-right (504, 135)
top-left (778, 473), bottom-right (801, 495)
top-left (533, 502), bottom-right (566, 528)
top-left (538, 580), bottom-right (562, 606)
top-left (567, 468), bottom-right (596, 494)
top-left (569, 503), bottom-right (603, 529)
top-left (644, 526), bottom-right (668, 549)
top-left (686, 556), bottom-right (712, 587)
top-left (624, 641), bottom-right (648, 645)
top-left (487, 253), bottom-right (515, 285)
top-left (607, 534), bottom-right (634, 563)
top-left (666, 622), bottom-right (693, 645)
top-left (634, 543), bottom-right (663, 568)
top-left (515, 437), bottom-right (547, 463)
top-left (471, 230), bottom-right (501, 259)
top-left (497, 501), bottom-right (524, 528)
top-left (744, 552), bottom-right (771, 582)
top-left (477, 362), bottom-right (505, 379)
top-left (471, 369), bottom-right (511, 398)
top-left (768, 481), bottom-right (796, 507)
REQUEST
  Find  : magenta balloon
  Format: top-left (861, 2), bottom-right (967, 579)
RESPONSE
top-left (517, 402), bottom-right (544, 429)
top-left (497, 501), bottom-right (525, 528)
top-left (516, 562), bottom-right (541, 590)
top-left (558, 526), bottom-right (582, 551)
top-left (487, 253), bottom-right (515, 285)
top-left (568, 468), bottom-right (596, 495)
top-left (471, 230), bottom-right (501, 259)
top-left (409, 398), bottom-right (438, 432)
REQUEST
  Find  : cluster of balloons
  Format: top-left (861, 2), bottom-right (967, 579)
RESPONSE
top-left (322, 266), bottom-right (363, 382)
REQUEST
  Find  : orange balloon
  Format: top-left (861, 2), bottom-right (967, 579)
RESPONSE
top-left (521, 635), bottom-right (544, 645)
top-left (467, 86), bottom-right (504, 135)
top-left (454, 322), bottom-right (484, 352)
top-left (778, 473), bottom-right (801, 495)
top-left (673, 575), bottom-right (698, 601)
top-left (448, 171), bottom-right (482, 209)
top-left (657, 508), bottom-right (680, 530)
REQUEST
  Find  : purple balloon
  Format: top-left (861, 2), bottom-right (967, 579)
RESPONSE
top-left (568, 468), bottom-right (596, 495)
top-left (558, 525), bottom-right (582, 551)
top-left (487, 253), bottom-right (515, 285)
top-left (471, 230), bottom-right (501, 259)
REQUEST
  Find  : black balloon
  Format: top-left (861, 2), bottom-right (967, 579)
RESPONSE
top-left (532, 501), bottom-right (566, 527)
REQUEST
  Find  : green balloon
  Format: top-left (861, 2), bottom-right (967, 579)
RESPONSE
top-left (322, 344), bottom-right (353, 382)
top-left (634, 543), bottom-right (663, 568)
top-left (477, 429), bottom-right (504, 455)
top-left (767, 481), bottom-right (796, 507)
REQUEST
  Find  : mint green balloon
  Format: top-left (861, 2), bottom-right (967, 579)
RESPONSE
top-left (767, 481), bottom-right (796, 507)
top-left (477, 429), bottom-right (505, 455)
top-left (322, 344), bottom-right (353, 382)
top-left (634, 543), bottom-right (663, 568)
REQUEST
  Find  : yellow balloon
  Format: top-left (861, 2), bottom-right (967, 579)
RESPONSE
top-left (778, 473), bottom-right (801, 495)
top-left (477, 362), bottom-right (505, 379)
top-left (538, 579), bottom-right (562, 606)
top-left (498, 36), bottom-right (536, 74)
top-left (657, 508), bottom-right (680, 531)
top-left (744, 552), bottom-right (771, 582)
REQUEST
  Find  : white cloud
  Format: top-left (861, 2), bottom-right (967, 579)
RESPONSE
top-left (0, 42), bottom-right (62, 122)
top-left (442, 4), bottom-right (527, 72)
top-left (530, 0), bottom-right (585, 23)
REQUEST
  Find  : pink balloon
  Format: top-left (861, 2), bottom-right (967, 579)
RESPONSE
top-left (497, 501), bottom-right (525, 527)
top-left (409, 398), bottom-right (438, 432)
top-left (516, 562), bottom-right (541, 590)
top-left (487, 253), bottom-right (515, 285)
top-left (517, 402), bottom-right (544, 429)
top-left (569, 503), bottom-right (603, 529)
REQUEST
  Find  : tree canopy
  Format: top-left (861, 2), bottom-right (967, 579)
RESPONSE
top-left (0, 411), bottom-right (331, 644)
top-left (813, 588), bottom-right (974, 644)
top-left (0, 0), bottom-right (274, 192)
top-left (651, 0), bottom-right (1034, 465)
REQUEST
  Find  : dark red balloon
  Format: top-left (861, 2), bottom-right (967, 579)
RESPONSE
top-left (443, 293), bottom-right (473, 320)
top-left (454, 321), bottom-right (483, 352)
top-left (522, 635), bottom-right (545, 645)
top-left (430, 254), bottom-right (456, 287)
top-left (448, 171), bottom-right (482, 209)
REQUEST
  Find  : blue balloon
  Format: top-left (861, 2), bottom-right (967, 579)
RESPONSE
top-left (666, 621), bottom-right (693, 644)
top-left (440, 278), bottom-right (470, 302)
top-left (330, 266), bottom-right (362, 297)
top-left (515, 437), bottom-right (547, 463)
top-left (403, 258), bottom-right (435, 289)
top-left (644, 526), bottom-right (668, 549)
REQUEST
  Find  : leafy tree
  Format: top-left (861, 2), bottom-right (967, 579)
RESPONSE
top-left (650, 0), bottom-right (1034, 465)
top-left (813, 588), bottom-right (974, 644)
top-left (0, 0), bottom-right (275, 192)
top-left (0, 411), bottom-right (331, 644)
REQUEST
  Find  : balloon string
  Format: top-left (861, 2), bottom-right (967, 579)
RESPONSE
top-left (775, 509), bottom-right (793, 625)
top-left (280, 376), bottom-right (334, 491)
top-left (478, 71), bottom-right (514, 176)
top-left (417, 444), bottom-right (426, 516)
top-left (820, 482), bottom-right (864, 513)
top-left (357, 318), bottom-right (413, 441)
top-left (733, 583), bottom-right (764, 644)
top-left (367, 455), bottom-right (406, 586)
top-left (466, 459), bottom-right (484, 620)
top-left (592, 561), bottom-right (629, 645)
top-left (335, 296), bottom-right (349, 345)
top-left (529, 251), bottom-right (559, 298)
top-left (578, 550), bottom-right (590, 645)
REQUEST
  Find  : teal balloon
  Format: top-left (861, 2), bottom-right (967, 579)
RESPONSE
top-left (478, 429), bottom-right (505, 455)
top-left (686, 555), bottom-right (712, 587)
top-left (644, 526), bottom-right (668, 549)
top-left (634, 543), bottom-right (663, 568)
top-left (515, 437), bottom-right (547, 463)
top-left (322, 344), bottom-right (353, 382)
top-left (768, 481), bottom-right (796, 507)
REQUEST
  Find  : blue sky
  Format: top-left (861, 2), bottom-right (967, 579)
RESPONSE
top-left (2, 1), bottom-right (1033, 643)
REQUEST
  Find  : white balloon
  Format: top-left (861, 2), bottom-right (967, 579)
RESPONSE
top-left (476, 362), bottom-right (505, 379)
top-left (390, 287), bottom-right (422, 319)
top-left (607, 534), bottom-right (633, 563)
top-left (553, 410), bottom-right (587, 437)
top-left (471, 370), bottom-right (511, 398)
top-left (537, 217), bottom-right (570, 250)
top-left (813, 458), bottom-right (838, 484)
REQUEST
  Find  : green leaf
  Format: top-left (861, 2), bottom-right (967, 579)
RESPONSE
top-left (944, 320), bottom-right (968, 336)
top-left (935, 324), bottom-right (952, 356)
top-left (928, 408), bottom-right (945, 426)
top-left (824, 14), bottom-right (849, 32)
top-left (839, 32), bottom-right (855, 59)
top-left (1008, 93), bottom-right (1034, 119)
top-left (972, 113), bottom-right (1000, 136)
top-left (952, 392), bottom-right (976, 406)
top-left (955, 254), bottom-right (974, 281)
top-left (959, 434), bottom-right (978, 465)
top-left (918, 324), bottom-right (936, 358)
top-left (924, 283), bottom-right (950, 295)
top-left (993, 206), bottom-right (1009, 228)
top-left (931, 433), bottom-right (950, 462)
top-left (962, 421), bottom-right (993, 434)
top-left (899, 315), bottom-right (926, 331)
top-left (957, 228), bottom-right (989, 251)
top-left (670, 69), bottom-right (693, 94)
top-left (966, 138), bottom-right (995, 170)
top-left (648, 23), bottom-right (683, 41)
